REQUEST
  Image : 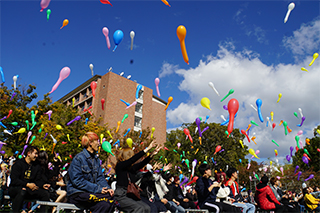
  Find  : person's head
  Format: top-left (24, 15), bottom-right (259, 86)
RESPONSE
top-left (81, 132), bottom-right (99, 152)
top-left (215, 171), bottom-right (227, 184)
top-left (1, 163), bottom-right (7, 171)
top-left (261, 174), bottom-right (269, 184)
top-left (199, 163), bottom-right (211, 177)
top-left (116, 147), bottom-right (134, 162)
top-left (25, 146), bottom-right (39, 162)
top-left (163, 172), bottom-right (173, 183)
top-left (308, 187), bottom-right (314, 192)
top-left (302, 187), bottom-right (309, 195)
top-left (226, 167), bottom-right (238, 180)
top-left (38, 150), bottom-right (48, 166)
top-left (314, 186), bottom-right (319, 192)
top-left (173, 176), bottom-right (180, 185)
top-left (270, 177), bottom-right (277, 186)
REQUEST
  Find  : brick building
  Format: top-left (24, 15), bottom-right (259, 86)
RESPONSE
top-left (58, 72), bottom-right (167, 144)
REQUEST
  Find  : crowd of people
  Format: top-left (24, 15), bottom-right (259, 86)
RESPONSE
top-left (0, 131), bottom-right (319, 213)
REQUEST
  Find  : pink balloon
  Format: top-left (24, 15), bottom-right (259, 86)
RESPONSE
top-left (297, 130), bottom-right (303, 136)
top-left (249, 176), bottom-right (252, 181)
top-left (264, 167), bottom-right (267, 172)
top-left (255, 150), bottom-right (260, 155)
top-left (49, 67), bottom-right (71, 94)
top-left (102, 27), bottom-right (111, 49)
top-left (177, 143), bottom-right (181, 149)
top-left (155, 78), bottom-right (160, 97)
top-left (280, 167), bottom-right (284, 176)
top-left (40, 0), bottom-right (51, 12)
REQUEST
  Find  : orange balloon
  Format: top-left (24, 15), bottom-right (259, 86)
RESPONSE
top-left (176, 25), bottom-right (189, 65)
top-left (60, 19), bottom-right (69, 29)
top-left (164, 96), bottom-right (173, 110)
top-left (116, 121), bottom-right (121, 133)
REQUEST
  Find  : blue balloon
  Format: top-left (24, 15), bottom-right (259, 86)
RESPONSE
top-left (113, 30), bottom-right (124, 52)
top-left (256, 99), bottom-right (264, 122)
top-left (239, 159), bottom-right (242, 163)
top-left (136, 85), bottom-right (142, 99)
top-left (220, 112), bottom-right (238, 126)
top-left (0, 67), bottom-right (5, 83)
top-left (14, 151), bottom-right (19, 155)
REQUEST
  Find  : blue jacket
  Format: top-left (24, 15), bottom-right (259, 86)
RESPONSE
top-left (67, 149), bottom-right (110, 196)
top-left (195, 176), bottom-right (219, 208)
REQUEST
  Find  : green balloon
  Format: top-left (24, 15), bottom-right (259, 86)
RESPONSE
top-left (271, 139), bottom-right (279, 147)
top-left (255, 174), bottom-right (260, 181)
top-left (102, 141), bottom-right (114, 156)
top-left (185, 159), bottom-right (190, 169)
top-left (121, 114), bottom-right (128, 123)
top-left (30, 136), bottom-right (36, 144)
top-left (283, 121), bottom-right (288, 135)
top-left (47, 9), bottom-right (51, 21)
top-left (203, 161), bottom-right (208, 164)
top-left (199, 117), bottom-right (202, 121)
top-left (225, 130), bottom-right (229, 135)
top-left (18, 155), bottom-right (22, 159)
top-left (25, 120), bottom-right (29, 131)
top-left (293, 112), bottom-right (298, 118)
top-left (250, 120), bottom-right (259, 126)
top-left (304, 149), bottom-right (310, 156)
top-left (295, 136), bottom-right (300, 149)
top-left (10, 122), bottom-right (18, 126)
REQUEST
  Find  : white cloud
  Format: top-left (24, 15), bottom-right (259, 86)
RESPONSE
top-left (166, 43), bottom-right (320, 159)
top-left (159, 62), bottom-right (179, 78)
top-left (283, 18), bottom-right (320, 57)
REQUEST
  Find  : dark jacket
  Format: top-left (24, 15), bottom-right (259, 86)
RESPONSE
top-left (195, 176), bottom-right (219, 208)
top-left (67, 149), bottom-right (110, 196)
top-left (9, 158), bottom-right (43, 188)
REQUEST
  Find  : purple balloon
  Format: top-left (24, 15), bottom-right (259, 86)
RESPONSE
top-left (297, 171), bottom-right (302, 180)
top-left (0, 151), bottom-right (5, 154)
top-left (294, 165), bottom-right (299, 174)
top-left (302, 156), bottom-right (309, 165)
top-left (67, 116), bottom-right (81, 125)
top-left (223, 105), bottom-right (228, 110)
top-left (286, 155), bottom-right (291, 162)
top-left (201, 126), bottom-right (209, 134)
top-left (290, 146), bottom-right (294, 157)
top-left (305, 174), bottom-right (314, 181)
top-left (195, 118), bottom-right (202, 137)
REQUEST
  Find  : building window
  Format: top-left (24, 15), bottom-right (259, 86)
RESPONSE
top-left (135, 103), bottom-right (143, 113)
top-left (134, 116), bottom-right (142, 128)
top-left (75, 95), bottom-right (80, 103)
top-left (138, 90), bottom-right (143, 99)
top-left (79, 103), bottom-right (85, 111)
top-left (82, 91), bottom-right (88, 99)
top-left (87, 98), bottom-right (92, 107)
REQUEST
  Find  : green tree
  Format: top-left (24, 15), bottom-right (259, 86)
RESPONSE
top-left (155, 122), bottom-right (248, 177)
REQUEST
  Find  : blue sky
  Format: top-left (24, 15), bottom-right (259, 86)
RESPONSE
top-left (1, 0), bottom-right (320, 163)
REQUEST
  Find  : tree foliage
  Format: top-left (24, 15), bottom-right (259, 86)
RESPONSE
top-left (155, 121), bottom-right (249, 177)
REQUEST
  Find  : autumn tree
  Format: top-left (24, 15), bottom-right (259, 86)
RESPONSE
top-left (155, 121), bottom-right (248, 177)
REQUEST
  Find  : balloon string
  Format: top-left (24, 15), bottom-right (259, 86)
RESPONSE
top-left (113, 45), bottom-right (118, 52)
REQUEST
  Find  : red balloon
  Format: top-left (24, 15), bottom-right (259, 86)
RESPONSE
top-left (303, 153), bottom-right (311, 161)
top-left (317, 148), bottom-right (320, 152)
top-left (186, 176), bottom-right (198, 186)
top-left (241, 129), bottom-right (250, 142)
top-left (295, 146), bottom-right (299, 152)
top-left (214, 145), bottom-right (221, 155)
top-left (101, 98), bottom-right (105, 110)
top-left (100, 0), bottom-right (113, 6)
top-left (227, 99), bottom-right (239, 136)
top-left (90, 81), bottom-right (97, 98)
top-left (183, 128), bottom-right (193, 143)
top-left (7, 109), bottom-right (12, 118)
top-left (272, 123), bottom-right (276, 131)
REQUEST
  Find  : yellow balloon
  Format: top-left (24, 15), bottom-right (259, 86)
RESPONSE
top-left (107, 130), bottom-right (113, 139)
top-left (249, 148), bottom-right (260, 159)
top-left (60, 19), bottom-right (69, 29)
top-left (239, 140), bottom-right (244, 148)
top-left (126, 138), bottom-right (133, 148)
top-left (176, 25), bottom-right (189, 65)
top-left (309, 53), bottom-right (319, 66)
top-left (56, 125), bottom-right (63, 130)
top-left (151, 127), bottom-right (155, 139)
top-left (200, 97), bottom-right (211, 110)
top-left (275, 149), bottom-right (278, 155)
top-left (35, 110), bottom-right (38, 116)
top-left (316, 129), bottom-right (320, 135)
top-left (15, 128), bottom-right (26, 134)
top-left (270, 161), bottom-right (272, 166)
